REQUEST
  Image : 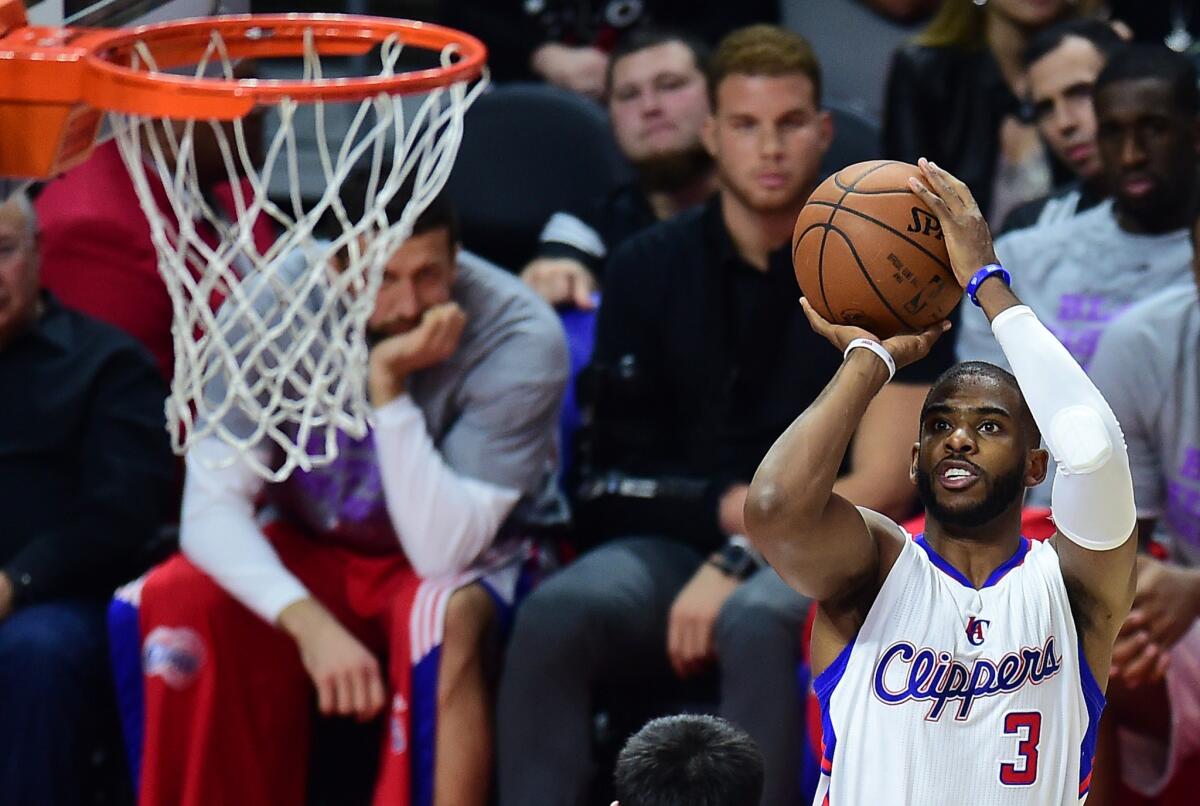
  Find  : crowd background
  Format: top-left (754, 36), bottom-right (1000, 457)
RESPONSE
top-left (4, 1), bottom-right (1200, 805)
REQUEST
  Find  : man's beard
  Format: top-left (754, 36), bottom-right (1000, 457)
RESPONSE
top-left (633, 144), bottom-right (713, 194)
top-left (915, 463), bottom-right (1025, 531)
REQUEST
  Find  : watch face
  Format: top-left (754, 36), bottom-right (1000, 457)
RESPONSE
top-left (719, 546), bottom-right (755, 579)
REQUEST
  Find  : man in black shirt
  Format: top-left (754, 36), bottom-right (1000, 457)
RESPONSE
top-left (497, 26), bottom-right (954, 806)
top-left (0, 192), bottom-right (173, 804)
top-left (521, 27), bottom-right (717, 309)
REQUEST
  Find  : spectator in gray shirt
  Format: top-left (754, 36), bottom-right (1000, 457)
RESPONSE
top-left (1087, 205), bottom-right (1200, 803)
top-left (956, 44), bottom-right (1199, 506)
top-left (958, 44), bottom-right (1199, 374)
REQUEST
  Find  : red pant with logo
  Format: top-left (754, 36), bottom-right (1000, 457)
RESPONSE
top-left (138, 520), bottom-right (423, 806)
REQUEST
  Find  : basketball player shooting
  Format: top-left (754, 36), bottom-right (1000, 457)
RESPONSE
top-left (745, 158), bottom-right (1137, 804)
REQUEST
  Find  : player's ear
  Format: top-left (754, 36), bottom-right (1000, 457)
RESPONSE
top-left (1025, 447), bottom-right (1050, 487)
top-left (909, 442), bottom-right (920, 487)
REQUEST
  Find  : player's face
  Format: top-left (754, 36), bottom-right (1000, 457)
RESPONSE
top-left (0, 198), bottom-right (40, 350)
top-left (1095, 78), bottom-right (1200, 225)
top-left (608, 41), bottom-right (710, 162)
top-left (1028, 37), bottom-right (1105, 182)
top-left (913, 379), bottom-right (1038, 530)
top-left (988, 0), bottom-right (1073, 28)
top-left (368, 227), bottom-right (457, 337)
top-left (704, 73), bottom-right (831, 216)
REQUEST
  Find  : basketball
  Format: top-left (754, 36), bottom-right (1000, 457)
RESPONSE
top-left (792, 160), bottom-right (960, 339)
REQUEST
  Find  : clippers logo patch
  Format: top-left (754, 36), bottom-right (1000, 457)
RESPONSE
top-left (143, 626), bottom-right (207, 689)
top-left (965, 616), bottom-right (990, 646)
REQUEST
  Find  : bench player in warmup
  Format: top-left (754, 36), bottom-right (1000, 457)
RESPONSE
top-left (745, 159), bottom-right (1138, 803)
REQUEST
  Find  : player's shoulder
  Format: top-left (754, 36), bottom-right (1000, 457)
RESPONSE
top-left (1000, 197), bottom-right (1109, 242)
top-left (995, 201), bottom-right (1114, 291)
top-left (45, 294), bottom-right (158, 371)
top-left (454, 250), bottom-right (569, 384)
top-left (1097, 284), bottom-right (1197, 364)
top-left (1112, 283), bottom-right (1196, 335)
top-left (606, 204), bottom-right (706, 274)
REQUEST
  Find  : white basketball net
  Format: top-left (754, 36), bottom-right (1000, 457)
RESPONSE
top-left (110, 28), bottom-right (487, 481)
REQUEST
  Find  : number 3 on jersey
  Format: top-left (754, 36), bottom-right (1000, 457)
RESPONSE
top-left (999, 711), bottom-right (1042, 785)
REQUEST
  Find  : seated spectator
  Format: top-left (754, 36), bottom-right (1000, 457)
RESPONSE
top-left (440, 0), bottom-right (779, 99)
top-left (957, 44), bottom-right (1197, 373)
top-left (135, 189), bottom-right (568, 806)
top-left (497, 25), bottom-right (952, 806)
top-left (0, 191), bottom-right (173, 804)
top-left (1086, 205), bottom-right (1200, 804)
top-left (612, 715), bottom-right (763, 806)
top-left (782, 0), bottom-right (939, 122)
top-left (884, 0), bottom-right (1104, 225)
top-left (1001, 18), bottom-right (1124, 233)
top-left (958, 44), bottom-right (1198, 510)
top-left (35, 113), bottom-right (272, 382)
top-left (522, 27), bottom-right (717, 309)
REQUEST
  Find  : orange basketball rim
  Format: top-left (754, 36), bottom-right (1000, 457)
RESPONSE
top-left (0, 0), bottom-right (487, 179)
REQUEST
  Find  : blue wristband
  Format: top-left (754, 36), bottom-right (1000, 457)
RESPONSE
top-left (966, 263), bottom-right (1011, 307)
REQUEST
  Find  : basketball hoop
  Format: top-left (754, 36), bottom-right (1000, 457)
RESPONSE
top-left (0, 1), bottom-right (488, 480)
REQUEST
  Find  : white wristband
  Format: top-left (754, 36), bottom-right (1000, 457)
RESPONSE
top-left (844, 338), bottom-right (896, 382)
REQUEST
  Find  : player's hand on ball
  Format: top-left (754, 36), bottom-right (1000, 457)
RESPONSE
top-left (800, 297), bottom-right (950, 372)
top-left (279, 599), bottom-right (387, 721)
top-left (368, 302), bottom-right (467, 404)
top-left (907, 158), bottom-right (1000, 288)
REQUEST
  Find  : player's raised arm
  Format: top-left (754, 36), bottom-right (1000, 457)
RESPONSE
top-left (744, 302), bottom-right (947, 606)
top-left (911, 159), bottom-right (1138, 682)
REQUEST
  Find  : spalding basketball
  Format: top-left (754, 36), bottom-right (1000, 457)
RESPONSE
top-left (793, 160), bottom-right (959, 339)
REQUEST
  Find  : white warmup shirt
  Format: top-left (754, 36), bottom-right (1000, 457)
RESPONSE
top-left (813, 534), bottom-right (1104, 805)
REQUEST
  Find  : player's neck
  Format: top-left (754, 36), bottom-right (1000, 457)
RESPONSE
top-left (923, 510), bottom-right (1025, 589)
top-left (719, 191), bottom-right (802, 272)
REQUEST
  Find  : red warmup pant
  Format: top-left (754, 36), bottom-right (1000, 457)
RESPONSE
top-left (138, 520), bottom-right (424, 806)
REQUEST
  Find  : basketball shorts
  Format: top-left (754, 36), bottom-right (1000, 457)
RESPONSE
top-left (111, 516), bottom-right (526, 806)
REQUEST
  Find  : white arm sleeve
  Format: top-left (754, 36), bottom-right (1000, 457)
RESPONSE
top-left (991, 305), bottom-right (1135, 550)
top-left (179, 439), bottom-right (311, 624)
top-left (372, 395), bottom-right (521, 578)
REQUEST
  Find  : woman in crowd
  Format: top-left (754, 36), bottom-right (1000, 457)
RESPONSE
top-left (884, 0), bottom-right (1105, 225)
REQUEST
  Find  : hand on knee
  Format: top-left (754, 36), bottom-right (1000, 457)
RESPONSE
top-left (279, 598), bottom-right (385, 721)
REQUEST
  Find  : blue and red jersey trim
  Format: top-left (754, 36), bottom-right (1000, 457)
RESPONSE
top-left (813, 635), bottom-right (856, 803)
top-left (915, 534), bottom-right (1031, 590)
top-left (1077, 636), bottom-right (1106, 799)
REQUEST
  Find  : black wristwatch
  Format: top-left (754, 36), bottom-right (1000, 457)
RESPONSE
top-left (708, 542), bottom-right (761, 581)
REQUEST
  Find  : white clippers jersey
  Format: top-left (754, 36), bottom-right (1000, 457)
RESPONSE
top-left (813, 534), bottom-right (1104, 805)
